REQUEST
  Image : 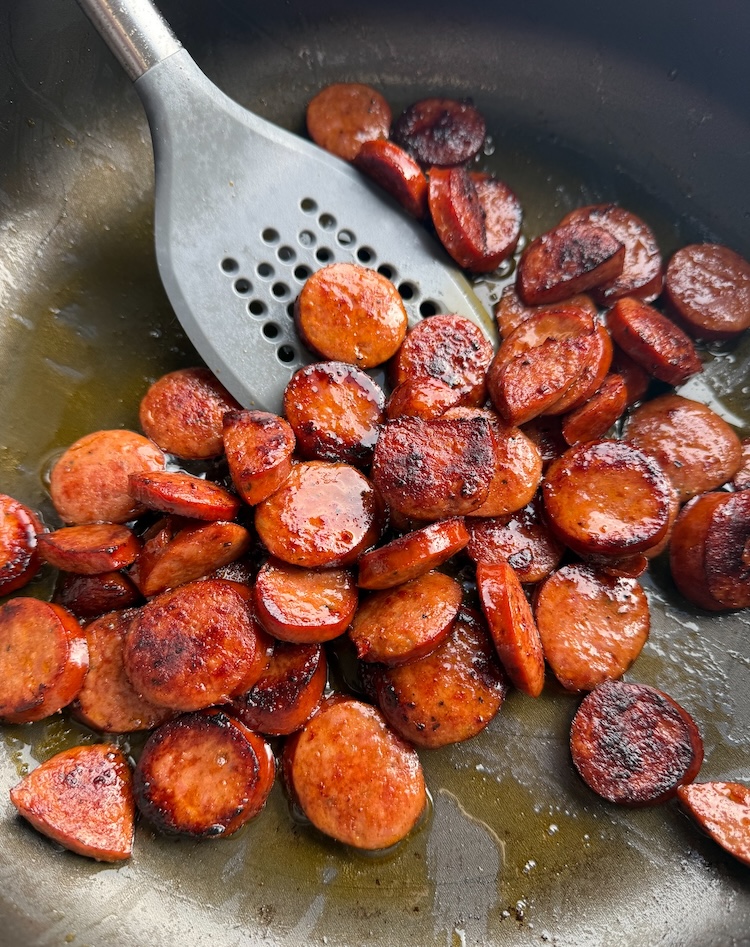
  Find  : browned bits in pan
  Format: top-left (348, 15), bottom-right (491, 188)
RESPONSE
top-left (306, 82), bottom-right (391, 161)
top-left (50, 429), bottom-right (166, 526)
top-left (283, 696), bottom-right (426, 850)
top-left (570, 679), bottom-right (704, 806)
top-left (139, 366), bottom-right (241, 460)
top-left (0, 598), bottom-right (88, 724)
top-left (53, 570), bottom-right (142, 620)
top-left (465, 502), bottom-right (565, 584)
top-left (677, 781), bottom-right (750, 867)
top-left (10, 744), bottom-right (135, 862)
top-left (354, 138), bottom-right (428, 218)
top-left (392, 97), bottom-right (486, 167)
top-left (357, 517), bottom-right (469, 590)
top-left (128, 470), bottom-right (241, 521)
top-left (134, 710), bottom-right (275, 838)
top-left (223, 409), bottom-right (296, 506)
top-left (0, 493), bottom-right (43, 595)
top-left (253, 558), bottom-right (358, 643)
top-left (664, 243), bottom-right (750, 340)
top-left (37, 523), bottom-right (141, 575)
top-left (295, 262), bottom-right (408, 368)
top-left (534, 563), bottom-right (650, 692)
top-left (283, 361), bottom-right (385, 468)
top-left (561, 373), bottom-right (628, 446)
top-left (623, 393), bottom-right (743, 503)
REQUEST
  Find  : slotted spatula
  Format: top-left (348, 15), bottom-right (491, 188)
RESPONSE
top-left (76, 0), bottom-right (496, 411)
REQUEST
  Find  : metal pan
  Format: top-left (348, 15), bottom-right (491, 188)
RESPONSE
top-left (1, 1), bottom-right (748, 944)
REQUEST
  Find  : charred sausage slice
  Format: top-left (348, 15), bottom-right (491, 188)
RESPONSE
top-left (53, 570), bottom-right (142, 620)
top-left (128, 471), bottom-right (241, 521)
top-left (392, 97), bottom-right (486, 166)
top-left (223, 409), bottom-right (296, 506)
top-left (306, 82), bottom-right (391, 161)
top-left (353, 138), bottom-right (428, 219)
top-left (677, 781), bottom-right (750, 867)
top-left (0, 494), bottom-right (44, 595)
top-left (10, 744), bottom-right (135, 861)
top-left (570, 679), bottom-right (704, 806)
top-left (357, 517), bottom-right (469, 590)
top-left (37, 523), bottom-right (141, 575)
top-left (428, 166), bottom-right (486, 271)
top-left (471, 172), bottom-right (523, 270)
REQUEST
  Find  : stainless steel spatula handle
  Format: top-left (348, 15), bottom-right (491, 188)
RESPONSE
top-left (76, 0), bottom-right (181, 80)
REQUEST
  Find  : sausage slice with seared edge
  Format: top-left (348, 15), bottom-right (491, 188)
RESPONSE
top-left (392, 97), bottom-right (486, 167)
top-left (0, 494), bottom-right (44, 595)
top-left (357, 517), bottom-right (469, 590)
top-left (677, 781), bottom-right (750, 867)
top-left (37, 523), bottom-right (141, 575)
top-left (306, 82), bottom-right (391, 161)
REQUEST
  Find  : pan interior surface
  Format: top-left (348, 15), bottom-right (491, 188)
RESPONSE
top-left (0, 1), bottom-right (748, 946)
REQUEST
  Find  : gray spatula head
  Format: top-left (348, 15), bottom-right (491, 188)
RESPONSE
top-left (78, 0), bottom-right (496, 412)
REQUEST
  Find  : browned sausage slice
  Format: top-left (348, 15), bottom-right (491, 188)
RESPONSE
top-left (223, 409), bottom-right (296, 506)
top-left (282, 696), bottom-right (426, 850)
top-left (428, 166), bottom-right (486, 271)
top-left (71, 610), bottom-right (174, 733)
top-left (50, 430), bottom-right (165, 525)
top-left (471, 172), bottom-right (523, 270)
top-left (295, 263), bottom-right (408, 368)
top-left (517, 221), bottom-right (625, 306)
top-left (520, 415), bottom-right (568, 470)
top-left (606, 296), bottom-right (702, 385)
top-left (493, 285), bottom-right (598, 341)
top-left (623, 393), bottom-right (743, 502)
top-left (357, 517), bottom-right (469, 590)
top-left (0, 598), bottom-right (88, 724)
top-left (476, 560), bottom-right (545, 697)
top-left (230, 641), bottom-right (327, 736)
top-left (570, 679), bottom-right (704, 805)
top-left (134, 710), bottom-right (275, 838)
top-left (611, 345), bottom-right (652, 405)
top-left (390, 312), bottom-right (494, 407)
top-left (534, 564), bottom-right (650, 692)
top-left (561, 373), bottom-right (628, 446)
top-left (349, 570), bottom-right (462, 665)
top-left (544, 324), bottom-right (614, 416)
top-left (353, 138), bottom-right (428, 218)
top-left (306, 83), bottom-right (391, 161)
top-left (371, 415), bottom-right (496, 520)
top-left (542, 440), bottom-right (671, 558)
top-left (139, 367), bottom-right (241, 460)
top-left (465, 502), bottom-right (565, 584)
top-left (392, 97), bottom-right (486, 166)
top-left (53, 570), bottom-right (142, 620)
top-left (123, 579), bottom-right (267, 711)
top-left (283, 361), bottom-right (385, 468)
top-left (10, 744), bottom-right (135, 861)
top-left (668, 492), bottom-right (728, 611)
top-left (253, 558), bottom-right (358, 642)
top-left (664, 243), bottom-right (750, 340)
top-left (677, 781), bottom-right (750, 867)
top-left (254, 461), bottom-right (383, 568)
top-left (374, 607), bottom-right (508, 749)
top-left (386, 376), bottom-right (464, 421)
top-left (37, 523), bottom-right (141, 575)
top-left (0, 494), bottom-right (43, 595)
top-left (128, 471), bottom-right (241, 521)
top-left (560, 204), bottom-right (663, 303)
top-left (733, 438), bottom-right (750, 491)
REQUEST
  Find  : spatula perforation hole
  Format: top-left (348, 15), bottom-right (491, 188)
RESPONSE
top-left (294, 265), bottom-right (312, 282)
top-left (263, 322), bottom-right (281, 339)
top-left (318, 213), bottom-right (336, 231)
top-left (300, 198), bottom-right (317, 214)
top-left (277, 246), bottom-right (296, 263)
top-left (286, 303), bottom-right (295, 319)
top-left (262, 228), bottom-right (280, 245)
top-left (398, 281), bottom-right (416, 301)
top-left (337, 229), bottom-right (355, 247)
top-left (315, 248), bottom-right (333, 263)
top-left (419, 300), bottom-right (441, 317)
top-left (257, 262), bottom-right (274, 279)
top-left (357, 247), bottom-right (375, 264)
top-left (233, 278), bottom-right (252, 296)
top-left (271, 282), bottom-right (289, 299)
top-left (221, 257), bottom-right (239, 274)
top-left (299, 230), bottom-right (316, 248)
top-left (378, 264), bottom-right (396, 280)
top-left (248, 300), bottom-right (267, 317)
top-left (278, 345), bottom-right (296, 364)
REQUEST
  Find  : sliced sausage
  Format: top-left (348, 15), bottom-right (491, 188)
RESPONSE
top-left (732, 438), bottom-right (750, 491)
top-left (392, 97), bottom-right (486, 167)
top-left (390, 312), bottom-right (494, 407)
top-left (664, 243), bottom-right (750, 340)
top-left (606, 296), bottom-right (702, 386)
top-left (476, 560), bottom-right (545, 697)
top-left (353, 138), bottom-right (428, 218)
top-left (677, 781), bottom-right (750, 867)
top-left (134, 710), bottom-right (275, 838)
top-left (295, 262), bottom-right (408, 368)
top-left (561, 373), bottom-right (628, 446)
top-left (10, 744), bottom-right (135, 861)
top-left (306, 82), bottom-right (391, 161)
top-left (371, 415), bottom-right (496, 520)
top-left (230, 641), bottom-right (327, 736)
top-left (139, 366), bottom-right (241, 460)
top-left (668, 492), bottom-right (729, 612)
top-left (623, 393), bottom-right (743, 502)
top-left (253, 558), bottom-right (358, 642)
top-left (283, 361), bottom-right (384, 468)
top-left (386, 376), bottom-right (464, 421)
top-left (560, 204), bottom-right (663, 303)
top-left (222, 409), bottom-right (296, 506)
top-left (49, 429), bottom-right (165, 525)
top-left (428, 166), bottom-right (486, 271)
top-left (123, 579), bottom-right (267, 711)
top-left (0, 598), bottom-right (88, 724)
top-left (493, 285), bottom-right (598, 341)
top-left (375, 607), bottom-right (507, 748)
top-left (71, 609), bottom-right (173, 733)
top-left (611, 344), bottom-right (652, 406)
top-left (53, 570), bottom-right (142, 620)
top-left (37, 523), bottom-right (141, 575)
top-left (534, 564), bottom-right (650, 692)
top-left (254, 461), bottom-right (383, 568)
top-left (471, 172), bottom-right (523, 270)
top-left (349, 570), bottom-right (462, 665)
top-left (465, 501), bottom-right (565, 584)
top-left (282, 696), bottom-right (426, 850)
top-left (127, 470), bottom-right (241, 521)
top-left (0, 494), bottom-right (44, 595)
top-left (545, 324), bottom-right (614, 416)
top-left (519, 415), bottom-right (567, 469)
top-left (570, 679), bottom-right (704, 806)
top-left (517, 221), bottom-right (625, 306)
top-left (357, 517), bottom-right (469, 590)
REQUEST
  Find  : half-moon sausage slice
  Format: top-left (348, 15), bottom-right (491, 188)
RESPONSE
top-left (10, 744), bottom-right (135, 861)
top-left (471, 172), bottom-right (523, 270)
top-left (465, 502), bottom-right (565, 584)
top-left (732, 438), bottom-right (750, 491)
top-left (37, 524), bottom-right (141, 575)
top-left (306, 82), bottom-right (391, 161)
top-left (392, 97), bottom-right (486, 167)
top-left (386, 376), bottom-right (463, 421)
top-left (570, 679), bottom-right (704, 806)
top-left (561, 373), bottom-right (628, 446)
top-left (134, 710), bottom-right (275, 838)
top-left (128, 471), bottom-right (241, 521)
top-left (254, 461), bottom-right (383, 568)
top-left (0, 494), bottom-right (44, 595)
top-left (354, 138), bottom-right (428, 219)
top-left (428, 165), bottom-right (486, 271)
top-left (223, 409), bottom-right (296, 506)
top-left (282, 696), bottom-right (426, 850)
top-left (357, 517), bottom-right (469, 590)
top-left (53, 570), bottom-right (142, 620)
top-left (677, 781), bottom-right (750, 867)
top-left (534, 564), bottom-right (650, 692)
